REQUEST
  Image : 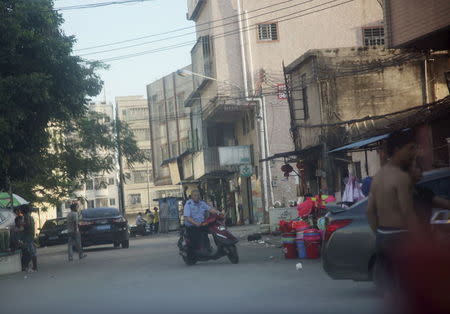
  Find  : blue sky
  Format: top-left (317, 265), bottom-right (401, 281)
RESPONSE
top-left (59, 0), bottom-right (195, 102)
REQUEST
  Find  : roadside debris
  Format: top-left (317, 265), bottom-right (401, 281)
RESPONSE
top-left (296, 263), bottom-right (303, 271)
top-left (247, 233), bottom-right (262, 241)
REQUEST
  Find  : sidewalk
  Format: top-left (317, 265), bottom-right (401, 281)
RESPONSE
top-left (228, 224), bottom-right (268, 239)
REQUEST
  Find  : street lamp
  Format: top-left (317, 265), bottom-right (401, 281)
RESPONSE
top-left (176, 69), bottom-right (242, 92)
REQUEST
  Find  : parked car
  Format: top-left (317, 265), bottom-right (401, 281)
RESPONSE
top-left (322, 168), bottom-right (450, 282)
top-left (38, 218), bottom-right (68, 247)
top-left (79, 207), bottom-right (129, 248)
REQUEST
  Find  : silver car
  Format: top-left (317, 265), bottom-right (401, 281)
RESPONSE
top-left (322, 168), bottom-right (450, 282)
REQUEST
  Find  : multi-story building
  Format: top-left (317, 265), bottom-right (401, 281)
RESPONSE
top-left (116, 96), bottom-right (155, 217)
top-left (182, 0), bottom-right (383, 223)
top-left (283, 47), bottom-right (449, 199)
top-left (61, 101), bottom-right (120, 216)
top-left (146, 65), bottom-right (193, 191)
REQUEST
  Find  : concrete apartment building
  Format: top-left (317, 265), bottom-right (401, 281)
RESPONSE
top-left (146, 65), bottom-right (193, 196)
top-left (283, 47), bottom-right (449, 198)
top-left (62, 101), bottom-right (120, 216)
top-left (116, 96), bottom-right (156, 216)
top-left (181, 0), bottom-right (383, 223)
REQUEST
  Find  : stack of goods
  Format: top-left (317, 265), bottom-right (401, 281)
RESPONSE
top-left (303, 228), bottom-right (322, 259)
top-left (281, 232), bottom-right (297, 259)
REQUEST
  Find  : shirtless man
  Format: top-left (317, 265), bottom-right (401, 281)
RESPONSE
top-left (367, 130), bottom-right (418, 289)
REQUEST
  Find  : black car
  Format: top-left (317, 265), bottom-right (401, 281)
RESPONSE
top-left (79, 207), bottom-right (129, 248)
top-left (38, 218), bottom-right (68, 247)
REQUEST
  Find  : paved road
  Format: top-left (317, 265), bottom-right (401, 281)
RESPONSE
top-left (0, 233), bottom-right (383, 314)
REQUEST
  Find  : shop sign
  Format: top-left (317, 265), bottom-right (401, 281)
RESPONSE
top-left (219, 146), bottom-right (251, 166)
top-left (239, 165), bottom-right (253, 177)
top-left (277, 84), bottom-right (287, 100)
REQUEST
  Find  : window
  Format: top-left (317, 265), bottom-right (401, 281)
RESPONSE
top-left (151, 94), bottom-right (158, 104)
top-left (94, 177), bottom-right (108, 190)
top-left (301, 74), bottom-right (309, 120)
top-left (363, 27), bottom-right (384, 46)
top-left (108, 178), bottom-right (115, 185)
top-left (133, 128), bottom-right (150, 141)
top-left (132, 170), bottom-right (148, 184)
top-left (87, 200), bottom-right (95, 208)
top-left (141, 149), bottom-right (152, 159)
top-left (109, 198), bottom-right (116, 206)
top-left (95, 198), bottom-right (108, 208)
top-left (129, 194), bottom-right (141, 205)
top-left (86, 179), bottom-right (94, 190)
top-left (258, 23), bottom-right (278, 41)
top-left (125, 107), bottom-right (149, 121)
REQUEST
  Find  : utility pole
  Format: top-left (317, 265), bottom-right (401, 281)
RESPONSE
top-left (115, 105), bottom-right (126, 215)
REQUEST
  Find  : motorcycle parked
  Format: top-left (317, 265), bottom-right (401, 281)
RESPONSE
top-left (178, 213), bottom-right (239, 265)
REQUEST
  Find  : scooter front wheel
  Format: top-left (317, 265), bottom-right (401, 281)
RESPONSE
top-left (227, 245), bottom-right (239, 264)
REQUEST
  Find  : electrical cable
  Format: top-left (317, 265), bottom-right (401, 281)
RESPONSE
top-left (96, 0), bottom-right (354, 62)
top-left (75, 0), bottom-right (308, 52)
top-left (55, 0), bottom-right (156, 11)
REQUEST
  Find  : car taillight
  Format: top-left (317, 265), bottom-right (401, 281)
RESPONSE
top-left (112, 217), bottom-right (126, 223)
top-left (324, 219), bottom-right (352, 241)
top-left (79, 221), bottom-right (94, 226)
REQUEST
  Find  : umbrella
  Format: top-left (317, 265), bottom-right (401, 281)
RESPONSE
top-left (0, 192), bottom-right (29, 208)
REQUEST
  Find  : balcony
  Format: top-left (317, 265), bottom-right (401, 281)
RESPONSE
top-left (187, 0), bottom-right (206, 21)
top-left (203, 97), bottom-right (254, 122)
top-left (192, 146), bottom-right (251, 179)
top-left (191, 36), bottom-right (212, 91)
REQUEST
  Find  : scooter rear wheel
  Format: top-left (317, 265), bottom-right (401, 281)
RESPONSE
top-left (182, 254), bottom-right (197, 266)
top-left (227, 245), bottom-right (239, 264)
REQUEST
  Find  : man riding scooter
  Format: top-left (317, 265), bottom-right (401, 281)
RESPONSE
top-left (183, 190), bottom-right (220, 255)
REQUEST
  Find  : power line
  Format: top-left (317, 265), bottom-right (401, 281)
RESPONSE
top-left (75, 0), bottom-right (306, 52)
top-left (80, 0), bottom-right (316, 56)
top-left (56, 0), bottom-right (156, 11)
top-left (97, 0), bottom-right (354, 62)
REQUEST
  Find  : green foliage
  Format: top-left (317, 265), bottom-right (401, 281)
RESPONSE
top-left (0, 0), bottom-right (148, 207)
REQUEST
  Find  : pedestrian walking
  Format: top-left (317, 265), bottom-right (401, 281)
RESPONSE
top-left (21, 205), bottom-right (37, 272)
top-left (152, 207), bottom-right (160, 233)
top-left (159, 202), bottom-right (169, 233)
top-left (367, 130), bottom-right (418, 292)
top-left (67, 202), bottom-right (86, 261)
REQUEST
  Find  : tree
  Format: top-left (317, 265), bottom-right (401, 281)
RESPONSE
top-left (0, 0), bottom-right (147, 208)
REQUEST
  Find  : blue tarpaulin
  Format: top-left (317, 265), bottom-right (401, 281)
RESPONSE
top-left (328, 133), bottom-right (389, 153)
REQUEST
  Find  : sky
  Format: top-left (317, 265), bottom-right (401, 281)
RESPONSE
top-left (58, 0), bottom-right (196, 102)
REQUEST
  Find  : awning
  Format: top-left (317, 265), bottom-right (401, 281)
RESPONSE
top-left (260, 144), bottom-right (322, 162)
top-left (328, 133), bottom-right (389, 153)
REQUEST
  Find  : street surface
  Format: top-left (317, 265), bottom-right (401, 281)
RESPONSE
top-left (0, 230), bottom-right (383, 314)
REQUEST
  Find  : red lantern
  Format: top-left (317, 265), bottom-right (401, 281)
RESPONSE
top-left (281, 164), bottom-right (293, 177)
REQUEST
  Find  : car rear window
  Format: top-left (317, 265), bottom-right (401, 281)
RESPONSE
top-left (419, 176), bottom-right (450, 199)
top-left (42, 219), bottom-right (66, 230)
top-left (82, 208), bottom-right (120, 219)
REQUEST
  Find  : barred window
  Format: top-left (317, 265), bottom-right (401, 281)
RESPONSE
top-left (125, 107), bottom-right (149, 121)
top-left (363, 27), bottom-right (384, 46)
top-left (129, 194), bottom-right (141, 205)
top-left (133, 128), bottom-right (150, 141)
top-left (132, 170), bottom-right (148, 184)
top-left (258, 23), bottom-right (278, 41)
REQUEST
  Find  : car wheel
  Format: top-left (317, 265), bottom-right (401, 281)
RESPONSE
top-left (121, 239), bottom-right (129, 249)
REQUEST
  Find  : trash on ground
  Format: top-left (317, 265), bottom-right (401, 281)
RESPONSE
top-left (247, 233), bottom-right (262, 241)
top-left (296, 263), bottom-right (303, 271)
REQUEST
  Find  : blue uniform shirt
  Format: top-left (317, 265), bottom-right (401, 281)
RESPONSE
top-left (183, 200), bottom-right (210, 226)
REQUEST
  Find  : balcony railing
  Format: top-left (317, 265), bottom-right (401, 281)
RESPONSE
top-left (187, 0), bottom-right (206, 21)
